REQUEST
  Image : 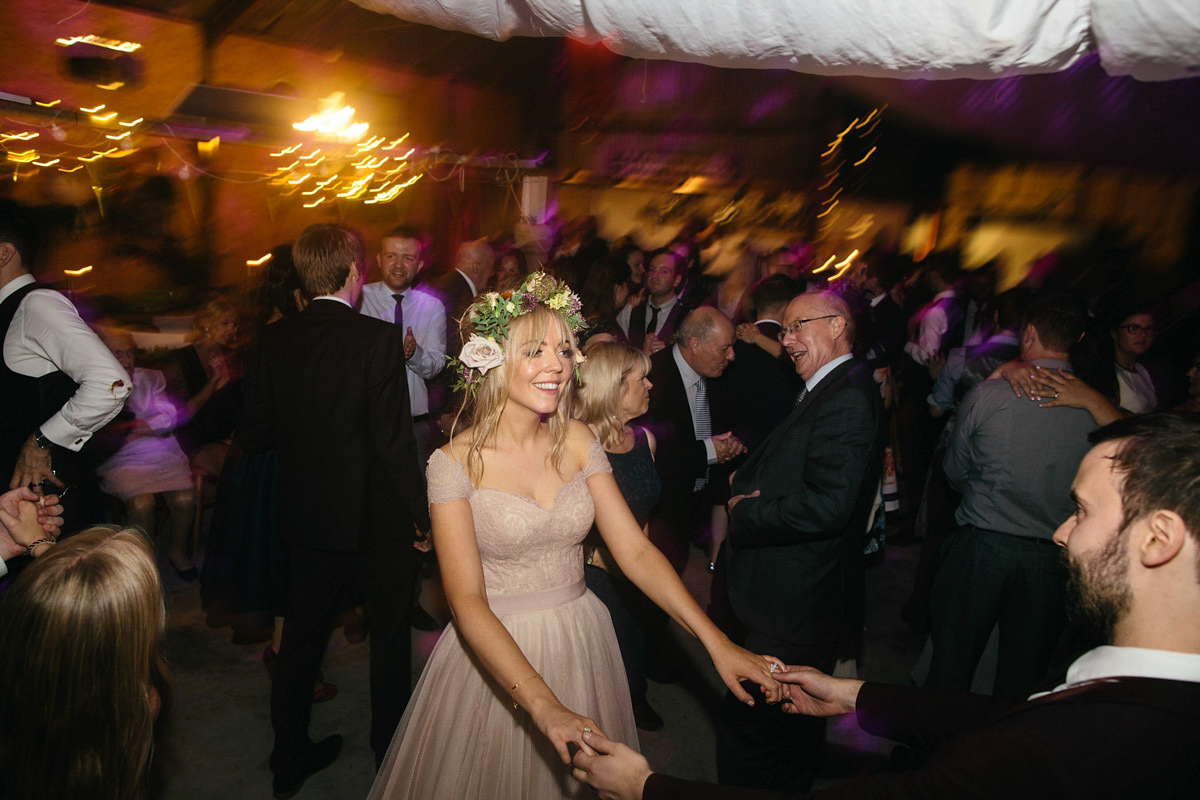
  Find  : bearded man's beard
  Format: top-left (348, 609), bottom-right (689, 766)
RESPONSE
top-left (1062, 529), bottom-right (1133, 645)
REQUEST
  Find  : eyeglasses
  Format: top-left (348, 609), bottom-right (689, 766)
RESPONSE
top-left (1117, 324), bottom-right (1156, 336)
top-left (777, 315), bottom-right (839, 341)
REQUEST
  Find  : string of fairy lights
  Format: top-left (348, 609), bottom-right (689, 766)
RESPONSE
top-left (1, 85), bottom-right (540, 211)
top-left (810, 104), bottom-right (885, 280)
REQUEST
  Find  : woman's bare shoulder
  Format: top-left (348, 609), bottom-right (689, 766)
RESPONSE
top-left (441, 428), bottom-right (477, 461)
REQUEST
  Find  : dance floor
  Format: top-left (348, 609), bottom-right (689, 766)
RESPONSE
top-left (159, 533), bottom-right (926, 799)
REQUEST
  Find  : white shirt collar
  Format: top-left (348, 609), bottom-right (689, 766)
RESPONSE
top-left (805, 352), bottom-right (854, 392)
top-left (647, 293), bottom-right (679, 312)
top-left (672, 343), bottom-right (703, 389)
top-left (0, 272), bottom-right (36, 303)
top-left (869, 292), bottom-right (886, 308)
top-left (456, 269), bottom-right (479, 297)
top-left (1030, 645), bottom-right (1200, 699)
top-left (313, 295), bottom-right (352, 308)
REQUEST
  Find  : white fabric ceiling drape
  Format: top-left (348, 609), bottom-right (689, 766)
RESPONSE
top-left (352, 0), bottom-right (1199, 81)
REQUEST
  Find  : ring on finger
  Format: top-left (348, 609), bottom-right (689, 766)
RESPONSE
top-left (769, 662), bottom-right (779, 673)
top-left (582, 726), bottom-right (592, 733)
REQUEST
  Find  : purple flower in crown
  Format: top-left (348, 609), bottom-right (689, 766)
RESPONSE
top-left (520, 293), bottom-right (538, 313)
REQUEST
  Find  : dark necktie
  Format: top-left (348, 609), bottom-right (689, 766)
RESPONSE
top-left (794, 386), bottom-right (809, 408)
top-left (392, 293), bottom-right (407, 360)
top-left (392, 293), bottom-right (405, 329)
top-left (646, 303), bottom-right (661, 335)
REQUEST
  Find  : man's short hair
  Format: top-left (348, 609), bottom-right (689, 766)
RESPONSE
top-left (1023, 291), bottom-right (1085, 352)
top-left (382, 225), bottom-right (425, 247)
top-left (677, 306), bottom-right (718, 345)
top-left (749, 274), bottom-right (800, 318)
top-left (994, 287), bottom-right (1033, 332)
top-left (0, 200), bottom-right (40, 268)
top-left (293, 224), bottom-right (364, 296)
top-left (1090, 412), bottom-right (1200, 549)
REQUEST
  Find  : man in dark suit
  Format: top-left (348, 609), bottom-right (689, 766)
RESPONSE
top-left (640, 306), bottom-right (744, 574)
top-left (573, 411), bottom-right (1200, 800)
top-left (242, 224), bottom-right (431, 799)
top-left (618, 249), bottom-right (689, 354)
top-left (718, 291), bottom-right (886, 791)
top-left (721, 274), bottom-right (803, 454)
top-left (432, 238), bottom-right (494, 338)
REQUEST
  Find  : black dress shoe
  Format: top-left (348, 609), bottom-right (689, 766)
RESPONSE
top-left (271, 734), bottom-right (343, 799)
top-left (631, 693), bottom-right (664, 732)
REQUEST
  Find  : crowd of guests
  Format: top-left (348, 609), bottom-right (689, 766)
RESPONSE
top-left (1, 194), bottom-right (1198, 798)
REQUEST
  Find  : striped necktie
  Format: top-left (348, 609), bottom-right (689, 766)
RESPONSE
top-left (694, 376), bottom-right (711, 491)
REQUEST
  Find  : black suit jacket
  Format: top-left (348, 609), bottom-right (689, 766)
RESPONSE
top-left (626, 296), bottom-right (687, 350)
top-left (432, 270), bottom-right (476, 340)
top-left (241, 299), bottom-right (430, 552)
top-left (715, 325), bottom-right (800, 454)
top-left (726, 359), bottom-right (884, 647)
top-left (645, 676), bottom-right (1200, 799)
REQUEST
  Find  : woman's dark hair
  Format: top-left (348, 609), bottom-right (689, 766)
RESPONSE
top-left (252, 243), bottom-right (306, 330)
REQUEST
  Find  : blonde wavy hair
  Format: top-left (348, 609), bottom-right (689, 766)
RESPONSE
top-left (0, 527), bottom-right (169, 800)
top-left (575, 341), bottom-right (651, 449)
top-left (452, 304), bottom-right (580, 485)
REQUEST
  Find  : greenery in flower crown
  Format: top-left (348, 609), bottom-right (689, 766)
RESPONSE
top-left (448, 271), bottom-right (587, 396)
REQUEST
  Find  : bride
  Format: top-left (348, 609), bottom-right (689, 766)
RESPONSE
top-left (368, 273), bottom-right (782, 799)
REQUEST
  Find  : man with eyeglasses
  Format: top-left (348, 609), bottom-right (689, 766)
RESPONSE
top-left (715, 291), bottom-right (885, 791)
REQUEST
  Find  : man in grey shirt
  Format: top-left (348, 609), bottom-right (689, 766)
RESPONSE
top-left (928, 291), bottom-right (1096, 698)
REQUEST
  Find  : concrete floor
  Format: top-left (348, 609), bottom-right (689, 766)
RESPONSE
top-left (156, 536), bottom-right (927, 799)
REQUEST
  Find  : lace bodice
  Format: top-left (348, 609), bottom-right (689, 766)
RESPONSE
top-left (426, 439), bottom-right (612, 595)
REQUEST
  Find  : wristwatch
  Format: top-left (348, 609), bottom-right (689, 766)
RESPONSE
top-left (34, 430), bottom-right (53, 451)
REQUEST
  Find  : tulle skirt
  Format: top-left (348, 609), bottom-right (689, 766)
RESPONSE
top-left (368, 581), bottom-right (639, 800)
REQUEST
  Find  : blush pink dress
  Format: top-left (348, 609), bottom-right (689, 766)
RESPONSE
top-left (367, 439), bottom-right (639, 800)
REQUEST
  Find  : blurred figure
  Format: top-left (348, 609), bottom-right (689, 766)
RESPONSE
top-left (618, 248), bottom-right (688, 355)
top-left (1179, 349), bottom-right (1200, 411)
top-left (170, 296), bottom-right (244, 479)
top-left (0, 526), bottom-right (171, 800)
top-left (576, 341), bottom-right (663, 731)
top-left (95, 328), bottom-right (198, 580)
top-left (493, 247), bottom-right (530, 292)
top-left (1, 200), bottom-right (130, 536)
top-left (433, 239), bottom-right (495, 340)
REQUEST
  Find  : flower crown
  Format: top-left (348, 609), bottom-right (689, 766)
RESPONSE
top-left (449, 271), bottom-right (587, 396)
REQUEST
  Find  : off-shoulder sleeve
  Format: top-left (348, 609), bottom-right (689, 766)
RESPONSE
top-left (582, 437), bottom-right (613, 479)
top-left (426, 448), bottom-right (474, 505)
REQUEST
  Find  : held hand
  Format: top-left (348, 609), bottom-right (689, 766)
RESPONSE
top-left (1, 487), bottom-right (62, 536)
top-left (0, 498), bottom-right (52, 554)
top-left (572, 730), bottom-right (653, 800)
top-left (1035, 368), bottom-right (1097, 409)
top-left (712, 432), bottom-right (745, 463)
top-left (209, 353), bottom-right (232, 390)
top-left (778, 666), bottom-right (863, 717)
top-left (642, 336), bottom-right (665, 356)
top-left (404, 326), bottom-right (417, 360)
top-left (727, 489), bottom-right (759, 513)
top-left (990, 360), bottom-right (1042, 400)
top-left (532, 701), bottom-right (605, 765)
top-left (735, 323), bottom-right (762, 345)
top-left (413, 527), bottom-right (433, 553)
top-left (9, 434), bottom-right (59, 491)
top-left (710, 638), bottom-right (783, 707)
top-left (925, 351), bottom-right (947, 381)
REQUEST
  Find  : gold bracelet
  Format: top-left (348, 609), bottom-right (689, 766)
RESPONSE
top-left (510, 672), bottom-right (541, 710)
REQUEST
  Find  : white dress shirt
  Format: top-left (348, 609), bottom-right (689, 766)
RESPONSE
top-left (1, 273), bottom-right (130, 450)
top-left (359, 282), bottom-right (447, 417)
top-left (616, 293), bottom-right (680, 339)
top-left (672, 344), bottom-right (718, 464)
top-left (905, 288), bottom-right (958, 365)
